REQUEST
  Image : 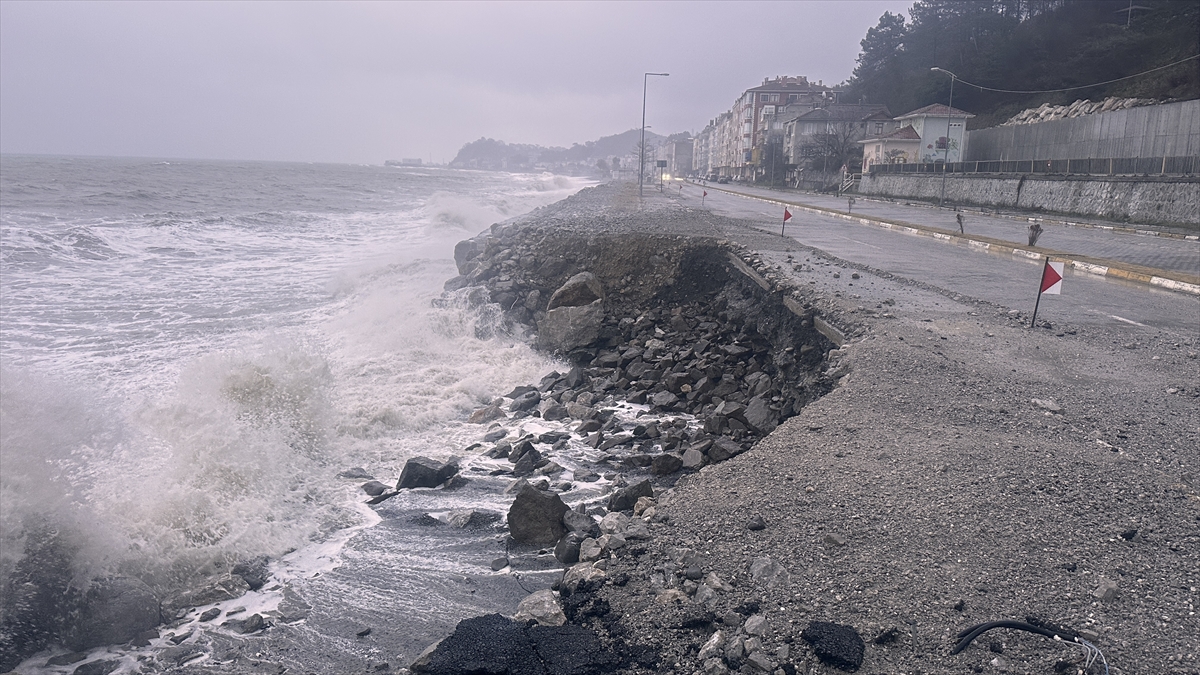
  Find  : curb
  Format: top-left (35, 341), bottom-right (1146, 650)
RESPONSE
top-left (696, 183), bottom-right (1200, 297)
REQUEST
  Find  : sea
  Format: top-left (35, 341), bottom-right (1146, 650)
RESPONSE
top-left (0, 155), bottom-right (595, 672)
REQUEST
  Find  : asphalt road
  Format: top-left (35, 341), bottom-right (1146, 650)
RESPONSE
top-left (663, 183), bottom-right (1200, 337)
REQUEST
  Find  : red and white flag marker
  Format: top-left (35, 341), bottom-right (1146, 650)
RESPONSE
top-left (702, 189), bottom-right (707, 206)
top-left (1030, 259), bottom-right (1065, 327)
top-left (781, 207), bottom-right (793, 235)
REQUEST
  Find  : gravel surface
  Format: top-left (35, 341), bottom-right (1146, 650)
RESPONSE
top-left (514, 182), bottom-right (1200, 675)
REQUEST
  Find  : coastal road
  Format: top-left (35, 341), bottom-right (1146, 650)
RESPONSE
top-left (689, 180), bottom-right (1200, 275)
top-left (666, 184), bottom-right (1200, 337)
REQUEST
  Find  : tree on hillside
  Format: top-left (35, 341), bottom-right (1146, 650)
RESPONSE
top-left (847, 0), bottom-right (1199, 128)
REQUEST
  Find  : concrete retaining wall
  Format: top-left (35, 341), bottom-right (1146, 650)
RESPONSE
top-left (858, 173), bottom-right (1199, 226)
top-left (965, 100), bottom-right (1200, 161)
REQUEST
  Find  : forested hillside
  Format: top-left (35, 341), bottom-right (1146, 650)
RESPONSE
top-left (847, 0), bottom-right (1200, 129)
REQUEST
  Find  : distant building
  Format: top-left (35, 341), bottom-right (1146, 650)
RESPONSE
top-left (385, 158), bottom-right (423, 166)
top-left (781, 103), bottom-right (894, 183)
top-left (858, 125), bottom-right (922, 172)
top-left (657, 138), bottom-right (694, 178)
top-left (894, 104), bottom-right (975, 163)
top-left (691, 76), bottom-right (841, 180)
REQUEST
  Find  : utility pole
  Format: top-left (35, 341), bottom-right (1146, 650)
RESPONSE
top-left (640, 72), bottom-right (669, 198)
top-left (931, 67), bottom-right (957, 207)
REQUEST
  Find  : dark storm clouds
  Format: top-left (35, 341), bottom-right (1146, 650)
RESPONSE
top-left (0, 1), bottom-right (909, 164)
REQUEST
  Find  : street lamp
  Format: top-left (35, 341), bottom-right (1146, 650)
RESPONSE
top-left (930, 67), bottom-right (956, 207)
top-left (640, 72), bottom-right (669, 198)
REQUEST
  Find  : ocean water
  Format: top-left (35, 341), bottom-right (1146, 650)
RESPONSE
top-left (0, 156), bottom-right (590, 668)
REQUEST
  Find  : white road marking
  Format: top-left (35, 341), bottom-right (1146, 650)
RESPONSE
top-left (1110, 314), bottom-right (1148, 327)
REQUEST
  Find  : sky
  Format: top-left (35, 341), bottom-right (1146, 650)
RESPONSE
top-left (0, 1), bottom-right (911, 165)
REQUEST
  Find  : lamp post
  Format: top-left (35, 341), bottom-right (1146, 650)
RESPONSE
top-left (930, 67), bottom-right (956, 207)
top-left (640, 72), bottom-right (669, 198)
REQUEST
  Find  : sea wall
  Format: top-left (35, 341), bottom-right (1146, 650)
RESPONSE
top-left (857, 172), bottom-right (1200, 226)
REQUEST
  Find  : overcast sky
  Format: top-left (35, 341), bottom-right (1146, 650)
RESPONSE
top-left (1, 1), bottom-right (910, 165)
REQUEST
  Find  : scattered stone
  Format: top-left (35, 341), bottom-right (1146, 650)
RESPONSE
top-left (513, 589), bottom-right (567, 627)
top-left (491, 557), bottom-right (510, 571)
top-left (745, 614), bottom-right (767, 635)
top-left (1031, 398), bottom-right (1063, 413)
top-left (337, 467), bottom-right (374, 479)
top-left (746, 515), bottom-right (766, 531)
top-left (749, 557), bottom-right (790, 587)
top-left (801, 621), bottom-right (865, 671)
top-left (823, 533), bottom-right (847, 548)
top-left (608, 479), bottom-right (654, 512)
top-left (397, 456), bottom-right (459, 489)
top-left (633, 496), bottom-right (656, 516)
top-left (198, 608), bottom-right (220, 622)
top-left (1093, 578), bottom-right (1119, 601)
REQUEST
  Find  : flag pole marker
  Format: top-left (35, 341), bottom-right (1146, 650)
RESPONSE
top-left (1030, 259), bottom-right (1064, 328)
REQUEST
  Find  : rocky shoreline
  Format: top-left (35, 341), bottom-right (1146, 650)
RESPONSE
top-left (411, 182), bottom-right (1200, 675)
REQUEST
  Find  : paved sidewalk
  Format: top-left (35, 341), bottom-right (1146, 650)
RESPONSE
top-left (688, 180), bottom-right (1200, 294)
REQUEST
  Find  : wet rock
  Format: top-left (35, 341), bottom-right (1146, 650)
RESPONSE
top-left (747, 515), bottom-right (766, 531)
top-left (71, 659), bottom-right (121, 675)
top-left (801, 621), bottom-right (864, 672)
top-left (608, 479), bottom-right (654, 512)
top-left (547, 271), bottom-right (605, 310)
top-left (563, 510), bottom-right (601, 538)
top-left (165, 573), bottom-right (248, 614)
top-left (468, 404), bottom-right (506, 424)
top-left (445, 509), bottom-right (501, 529)
top-left (538, 301), bottom-right (604, 352)
top-left (58, 576), bottom-right (160, 652)
top-left (232, 556), bottom-right (270, 591)
top-left (361, 480), bottom-right (390, 497)
top-left (509, 390), bottom-right (542, 412)
top-left (337, 467), bottom-right (374, 479)
top-left (491, 557), bottom-right (510, 571)
top-left (397, 456), bottom-right (459, 489)
top-left (554, 533), bottom-right (583, 564)
top-left (507, 483), bottom-right (569, 546)
top-left (651, 453), bottom-right (683, 475)
top-left (198, 608), bottom-right (220, 622)
top-left (415, 613), bottom-right (621, 675)
top-left (513, 589), bottom-right (566, 627)
top-left (46, 652), bottom-right (88, 667)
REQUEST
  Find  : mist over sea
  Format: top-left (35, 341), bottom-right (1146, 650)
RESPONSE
top-left (0, 156), bottom-right (588, 669)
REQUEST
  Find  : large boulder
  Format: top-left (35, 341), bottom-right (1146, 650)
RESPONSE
top-left (507, 483), bottom-right (569, 546)
top-left (397, 456), bottom-right (459, 489)
top-left (743, 395), bottom-right (779, 435)
top-left (453, 238), bottom-right (483, 275)
top-left (546, 272), bottom-right (605, 310)
top-left (64, 576), bottom-right (161, 652)
top-left (537, 301), bottom-right (604, 352)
